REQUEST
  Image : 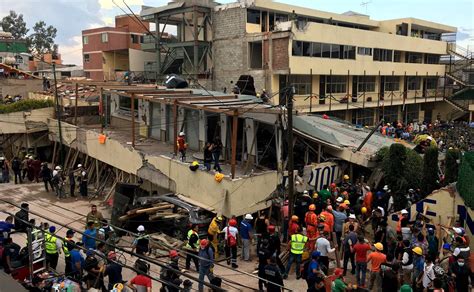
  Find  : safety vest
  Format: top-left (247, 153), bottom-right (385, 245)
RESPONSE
top-left (185, 229), bottom-right (198, 251)
top-left (45, 233), bottom-right (58, 254)
top-left (290, 234), bottom-right (308, 255)
top-left (63, 238), bottom-right (72, 258)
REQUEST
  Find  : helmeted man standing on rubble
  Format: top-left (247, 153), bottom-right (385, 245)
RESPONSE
top-left (207, 215), bottom-right (222, 257)
top-left (184, 224), bottom-right (200, 271)
top-left (78, 164), bottom-right (88, 198)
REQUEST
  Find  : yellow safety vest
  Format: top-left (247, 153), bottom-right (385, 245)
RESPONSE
top-left (45, 233), bottom-right (58, 254)
top-left (185, 230), bottom-right (198, 251)
top-left (290, 234), bottom-right (308, 255)
top-left (63, 238), bottom-right (71, 257)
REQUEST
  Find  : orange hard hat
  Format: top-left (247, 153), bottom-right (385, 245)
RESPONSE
top-left (309, 204), bottom-right (316, 211)
top-left (268, 225), bottom-right (276, 233)
top-left (339, 203), bottom-right (348, 209)
top-left (291, 215), bottom-right (299, 221)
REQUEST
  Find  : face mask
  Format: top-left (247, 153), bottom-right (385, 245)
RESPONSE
top-left (458, 262), bottom-right (465, 266)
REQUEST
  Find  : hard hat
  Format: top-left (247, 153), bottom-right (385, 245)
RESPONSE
top-left (319, 214), bottom-right (326, 222)
top-left (192, 161), bottom-right (199, 166)
top-left (291, 215), bottom-right (299, 221)
top-left (408, 188), bottom-right (414, 193)
top-left (49, 226), bottom-right (56, 233)
top-left (200, 239), bottom-right (209, 248)
top-left (179, 132), bottom-right (185, 136)
top-left (349, 214), bottom-right (356, 219)
top-left (401, 209), bottom-right (408, 215)
top-left (169, 250), bottom-right (179, 258)
top-left (364, 185), bottom-right (371, 191)
top-left (262, 89), bottom-right (266, 92)
top-left (137, 225), bottom-right (145, 232)
top-left (336, 197), bottom-right (343, 203)
top-left (214, 172), bottom-right (224, 182)
top-left (387, 123), bottom-right (391, 126)
top-left (229, 219), bottom-right (237, 227)
top-left (412, 246), bottom-right (423, 255)
top-left (55, 166), bottom-right (61, 170)
top-left (216, 216), bottom-right (223, 222)
top-left (309, 204), bottom-right (316, 211)
top-left (244, 214), bottom-right (253, 220)
top-left (339, 203), bottom-right (348, 209)
top-left (342, 191), bottom-right (348, 196)
top-left (427, 136), bottom-right (433, 141)
top-left (453, 227), bottom-right (465, 235)
top-left (284, 200), bottom-right (289, 205)
top-left (303, 190), bottom-right (309, 195)
top-left (383, 185), bottom-right (389, 191)
top-left (0, 157), bottom-right (4, 160)
top-left (343, 175), bottom-right (350, 180)
top-left (312, 193), bottom-right (318, 199)
top-left (77, 164), bottom-right (82, 168)
top-left (374, 242), bottom-right (384, 251)
top-left (361, 207), bottom-right (367, 214)
top-left (268, 225), bottom-right (276, 233)
top-left (334, 268), bottom-right (344, 277)
top-left (344, 200), bottom-right (350, 205)
top-left (330, 183), bottom-right (336, 188)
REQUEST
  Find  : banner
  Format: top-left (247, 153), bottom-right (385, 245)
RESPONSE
top-left (304, 162), bottom-right (341, 192)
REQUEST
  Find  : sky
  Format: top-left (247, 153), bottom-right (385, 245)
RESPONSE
top-left (0, 0), bottom-right (472, 65)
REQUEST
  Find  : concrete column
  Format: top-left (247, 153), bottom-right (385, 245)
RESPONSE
top-left (198, 110), bottom-right (206, 150)
top-left (275, 123), bottom-right (282, 172)
top-left (160, 104), bottom-right (167, 142)
top-left (245, 118), bottom-right (257, 165)
top-left (220, 114), bottom-right (227, 159)
top-left (178, 107), bottom-right (185, 134)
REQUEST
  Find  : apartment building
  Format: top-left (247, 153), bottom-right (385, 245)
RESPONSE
top-left (141, 0), bottom-right (473, 125)
top-left (82, 15), bottom-right (154, 81)
top-left (0, 34), bottom-right (29, 72)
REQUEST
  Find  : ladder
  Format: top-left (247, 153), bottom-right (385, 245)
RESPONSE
top-left (27, 227), bottom-right (47, 281)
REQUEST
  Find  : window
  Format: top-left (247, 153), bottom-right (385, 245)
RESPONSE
top-left (357, 76), bottom-right (376, 92)
top-left (83, 35), bottom-right (88, 45)
top-left (292, 41), bottom-right (302, 56)
top-left (302, 42), bottom-right (312, 57)
top-left (330, 44), bottom-right (340, 59)
top-left (357, 47), bottom-right (372, 56)
top-left (312, 42), bottom-right (322, 57)
top-left (407, 76), bottom-right (421, 91)
top-left (131, 34), bottom-right (140, 44)
top-left (101, 32), bottom-right (108, 43)
top-left (289, 75), bottom-right (311, 95)
top-left (352, 108), bottom-right (374, 126)
top-left (326, 76), bottom-right (347, 93)
top-left (394, 50), bottom-right (402, 62)
top-left (275, 13), bottom-right (288, 23)
top-left (248, 41), bottom-right (263, 69)
top-left (425, 78), bottom-right (438, 90)
top-left (406, 52), bottom-right (422, 63)
top-left (247, 9), bottom-right (261, 24)
top-left (119, 95), bottom-right (139, 111)
top-left (373, 49), bottom-right (393, 62)
top-left (322, 43), bottom-right (331, 58)
top-left (85, 72), bottom-right (91, 79)
top-left (84, 54), bottom-right (90, 63)
top-left (383, 106), bottom-right (399, 123)
top-left (425, 54), bottom-right (440, 64)
top-left (343, 45), bottom-right (356, 59)
top-left (385, 76), bottom-right (400, 91)
top-left (15, 55), bottom-right (23, 64)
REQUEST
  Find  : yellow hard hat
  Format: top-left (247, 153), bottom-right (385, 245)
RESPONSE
top-left (343, 175), bottom-right (350, 180)
top-left (309, 204), bottom-right (316, 211)
top-left (361, 207), bottom-right (367, 214)
top-left (192, 161), bottom-right (199, 166)
top-left (214, 173), bottom-right (224, 182)
top-left (313, 192), bottom-right (318, 199)
top-left (319, 214), bottom-right (326, 222)
top-left (216, 216), bottom-right (223, 222)
top-left (344, 200), bottom-right (350, 205)
top-left (412, 246), bottom-right (423, 255)
top-left (374, 242), bottom-right (383, 251)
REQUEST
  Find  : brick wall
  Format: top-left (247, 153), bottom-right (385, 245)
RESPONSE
top-left (272, 38), bottom-right (289, 70)
top-left (213, 7), bottom-right (245, 40)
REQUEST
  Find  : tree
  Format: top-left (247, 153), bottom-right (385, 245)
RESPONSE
top-left (1, 11), bottom-right (29, 39)
top-left (444, 148), bottom-right (460, 184)
top-left (28, 21), bottom-right (57, 57)
top-left (422, 147), bottom-right (439, 195)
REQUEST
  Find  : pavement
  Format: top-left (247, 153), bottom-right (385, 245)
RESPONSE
top-left (0, 182), bottom-right (357, 291)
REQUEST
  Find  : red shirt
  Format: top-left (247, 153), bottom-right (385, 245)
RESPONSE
top-left (353, 243), bottom-right (371, 262)
top-left (288, 222), bottom-right (299, 238)
top-left (130, 275), bottom-right (152, 288)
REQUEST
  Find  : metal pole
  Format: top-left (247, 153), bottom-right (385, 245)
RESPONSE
top-left (74, 83), bottom-right (78, 125)
top-left (287, 86), bottom-right (295, 217)
top-left (346, 70), bottom-right (350, 112)
top-left (131, 93), bottom-right (135, 148)
top-left (53, 63), bottom-right (64, 166)
top-left (354, 118), bottom-right (385, 152)
top-left (173, 100), bottom-right (178, 155)
top-left (309, 68), bottom-right (313, 112)
top-left (231, 110), bottom-right (238, 179)
top-left (363, 70), bottom-right (366, 109)
top-left (100, 87), bottom-right (104, 133)
top-left (329, 70), bottom-right (332, 111)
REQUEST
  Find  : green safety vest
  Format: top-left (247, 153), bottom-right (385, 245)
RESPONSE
top-left (185, 229), bottom-right (198, 251)
top-left (290, 234), bottom-right (308, 254)
top-left (45, 233), bottom-right (58, 254)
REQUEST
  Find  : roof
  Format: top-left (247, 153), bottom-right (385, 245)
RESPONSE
top-left (293, 114), bottom-right (410, 155)
top-left (140, 2), bottom-right (185, 18)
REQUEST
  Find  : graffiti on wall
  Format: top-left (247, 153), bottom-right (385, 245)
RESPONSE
top-left (304, 162), bottom-right (341, 192)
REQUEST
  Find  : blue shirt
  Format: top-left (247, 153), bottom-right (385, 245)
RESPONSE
top-left (0, 221), bottom-right (14, 244)
top-left (240, 220), bottom-right (252, 240)
top-left (307, 260), bottom-right (320, 280)
top-left (70, 250), bottom-right (84, 272)
top-left (82, 229), bottom-right (97, 250)
top-left (198, 247), bottom-right (214, 268)
top-left (332, 210), bottom-right (347, 232)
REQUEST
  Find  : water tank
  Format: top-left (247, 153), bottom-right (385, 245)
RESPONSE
top-left (0, 31), bottom-right (13, 38)
top-left (4, 57), bottom-right (16, 65)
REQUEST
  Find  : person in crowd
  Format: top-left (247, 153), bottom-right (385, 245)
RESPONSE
top-left (240, 213), bottom-right (253, 262)
top-left (177, 132), bottom-right (187, 162)
top-left (264, 256), bottom-right (284, 292)
top-left (132, 225), bottom-right (150, 256)
top-left (198, 239), bottom-right (214, 292)
top-left (104, 251), bottom-right (123, 291)
top-left (315, 231), bottom-right (335, 275)
top-left (283, 227), bottom-right (308, 279)
top-left (39, 163), bottom-right (54, 192)
top-left (160, 250), bottom-right (182, 292)
top-left (222, 218), bottom-right (239, 268)
top-left (211, 136), bottom-right (223, 172)
top-left (86, 204), bottom-right (104, 229)
top-left (184, 224), bottom-right (200, 271)
top-left (14, 202), bottom-right (29, 233)
top-left (82, 221), bottom-right (97, 250)
top-left (2, 237), bottom-right (21, 274)
top-left (207, 215), bottom-right (222, 258)
top-left (11, 156), bottom-right (22, 184)
top-left (353, 235), bottom-right (371, 288)
top-left (367, 242), bottom-right (387, 291)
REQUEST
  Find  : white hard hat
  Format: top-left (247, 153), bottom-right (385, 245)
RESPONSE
top-left (364, 186), bottom-right (370, 191)
top-left (55, 166), bottom-right (61, 170)
top-left (77, 164), bottom-right (82, 168)
top-left (383, 185), bottom-right (389, 191)
top-left (179, 132), bottom-right (185, 136)
top-left (137, 225), bottom-right (145, 232)
top-left (401, 209), bottom-right (408, 215)
top-left (0, 157), bottom-right (4, 160)
top-left (244, 214), bottom-right (253, 220)
top-left (81, 171), bottom-right (86, 176)
top-left (336, 197), bottom-right (343, 203)
top-left (303, 190), bottom-right (309, 195)
top-left (349, 214), bottom-right (356, 219)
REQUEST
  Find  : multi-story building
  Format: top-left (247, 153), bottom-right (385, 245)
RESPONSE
top-left (0, 31), bottom-right (29, 72)
top-left (82, 15), bottom-right (154, 81)
top-left (141, 0), bottom-right (473, 124)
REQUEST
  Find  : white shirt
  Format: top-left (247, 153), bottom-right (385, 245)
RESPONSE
top-left (315, 237), bottom-right (335, 256)
top-left (422, 262), bottom-right (435, 288)
top-left (222, 226), bottom-right (238, 239)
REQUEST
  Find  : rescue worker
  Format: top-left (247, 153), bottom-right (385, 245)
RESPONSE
top-left (45, 226), bottom-right (62, 270)
top-left (368, 242), bottom-right (387, 291)
top-left (305, 204), bottom-right (318, 250)
top-left (288, 215), bottom-right (300, 241)
top-left (132, 225), bottom-right (150, 255)
top-left (160, 250), bottom-right (182, 292)
top-left (240, 213), bottom-right (253, 261)
top-left (86, 204), bottom-right (104, 229)
top-left (207, 216), bottom-right (222, 257)
top-left (320, 205), bottom-right (334, 234)
top-left (257, 238), bottom-right (272, 290)
top-left (268, 225), bottom-right (285, 272)
top-left (283, 227), bottom-right (308, 279)
top-left (39, 163), bottom-right (53, 192)
top-left (264, 256), bottom-right (284, 292)
top-left (63, 229), bottom-right (75, 275)
top-left (343, 214), bottom-right (359, 235)
top-left (78, 164), bottom-right (88, 198)
top-left (177, 132), bottom-right (187, 162)
top-left (52, 166), bottom-right (64, 198)
top-left (184, 224), bottom-right (200, 271)
top-left (400, 240), bottom-right (413, 285)
top-left (222, 218), bottom-right (239, 268)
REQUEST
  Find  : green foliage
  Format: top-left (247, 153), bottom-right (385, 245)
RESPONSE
top-left (1, 11), bottom-right (28, 39)
top-left (444, 149), bottom-right (460, 184)
top-left (0, 99), bottom-right (54, 114)
top-left (27, 20), bottom-right (57, 57)
top-left (422, 147), bottom-right (439, 195)
top-left (458, 152), bottom-right (474, 209)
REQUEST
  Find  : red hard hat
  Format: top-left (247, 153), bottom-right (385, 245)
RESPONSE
top-left (330, 183), bottom-right (336, 188)
top-left (169, 250), bottom-right (179, 258)
top-left (268, 225), bottom-right (276, 233)
top-left (200, 239), bottom-right (209, 248)
top-left (229, 219), bottom-right (237, 227)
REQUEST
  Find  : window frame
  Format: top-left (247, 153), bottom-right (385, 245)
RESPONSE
top-left (247, 9), bottom-right (261, 24)
top-left (407, 76), bottom-right (421, 91)
top-left (357, 47), bottom-right (372, 56)
top-left (357, 76), bottom-right (376, 92)
top-left (384, 76), bottom-right (400, 91)
top-left (289, 75), bottom-right (312, 95)
top-left (101, 32), bottom-right (108, 43)
top-left (83, 35), bottom-right (89, 45)
top-left (326, 75), bottom-right (347, 94)
top-left (84, 54), bottom-right (90, 63)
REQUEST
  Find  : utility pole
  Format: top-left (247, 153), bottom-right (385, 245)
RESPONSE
top-left (287, 86), bottom-right (295, 217)
top-left (53, 63), bottom-right (64, 166)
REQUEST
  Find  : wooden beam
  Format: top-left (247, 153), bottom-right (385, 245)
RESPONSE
top-left (95, 159), bottom-right (100, 188)
top-left (131, 93), bottom-right (135, 148)
top-left (75, 83), bottom-right (78, 125)
top-left (173, 99), bottom-right (178, 155)
top-left (231, 109), bottom-right (238, 179)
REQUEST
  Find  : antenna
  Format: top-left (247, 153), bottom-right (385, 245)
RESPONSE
top-left (360, 1), bottom-right (372, 14)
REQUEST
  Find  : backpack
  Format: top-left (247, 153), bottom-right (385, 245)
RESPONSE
top-left (226, 226), bottom-right (236, 247)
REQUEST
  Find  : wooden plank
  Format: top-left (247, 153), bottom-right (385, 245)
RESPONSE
top-left (95, 159), bottom-right (99, 188)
